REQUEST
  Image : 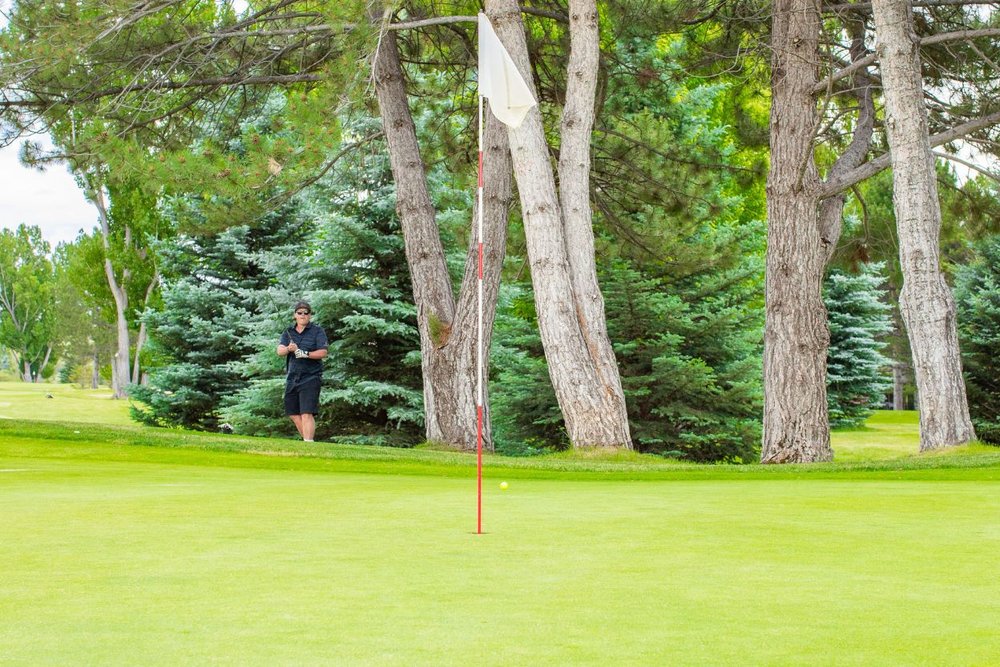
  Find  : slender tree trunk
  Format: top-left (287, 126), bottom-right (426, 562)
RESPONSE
top-left (819, 18), bottom-right (875, 263)
top-left (132, 273), bottom-right (158, 384)
top-left (871, 0), bottom-right (975, 449)
top-left (38, 344), bottom-right (52, 380)
top-left (22, 358), bottom-right (32, 383)
top-left (92, 188), bottom-right (131, 399)
top-left (558, 0), bottom-right (632, 444)
top-left (372, 29), bottom-right (510, 450)
top-left (893, 361), bottom-right (906, 410)
top-left (487, 0), bottom-right (631, 448)
top-left (762, 0), bottom-right (832, 463)
top-left (91, 349), bottom-right (100, 389)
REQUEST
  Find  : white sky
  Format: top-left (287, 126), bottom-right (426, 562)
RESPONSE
top-left (0, 0), bottom-right (96, 248)
top-left (0, 138), bottom-right (97, 248)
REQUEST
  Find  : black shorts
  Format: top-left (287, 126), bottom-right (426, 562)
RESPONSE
top-left (284, 376), bottom-right (322, 416)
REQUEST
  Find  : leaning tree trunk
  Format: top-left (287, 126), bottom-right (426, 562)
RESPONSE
top-left (762, 0), bottom-right (832, 463)
top-left (871, 0), bottom-right (975, 449)
top-left (132, 272), bottom-right (158, 384)
top-left (557, 0), bottom-right (632, 444)
top-left (893, 361), bottom-right (907, 410)
top-left (92, 187), bottom-right (131, 399)
top-left (373, 29), bottom-right (511, 451)
top-left (91, 350), bottom-right (100, 389)
top-left (488, 0), bottom-right (632, 448)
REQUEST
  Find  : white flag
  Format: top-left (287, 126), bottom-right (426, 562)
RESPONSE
top-left (478, 12), bottom-right (537, 128)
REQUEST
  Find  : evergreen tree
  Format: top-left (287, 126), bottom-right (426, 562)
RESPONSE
top-left (490, 34), bottom-right (767, 462)
top-left (221, 127), bottom-right (423, 445)
top-left (129, 215), bottom-right (291, 430)
top-left (955, 235), bottom-right (1000, 444)
top-left (824, 264), bottom-right (893, 429)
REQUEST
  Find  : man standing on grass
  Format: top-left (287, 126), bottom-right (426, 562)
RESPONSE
top-left (277, 301), bottom-right (328, 442)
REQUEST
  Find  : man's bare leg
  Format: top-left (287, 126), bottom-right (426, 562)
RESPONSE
top-left (301, 413), bottom-right (316, 442)
top-left (299, 412), bottom-right (316, 442)
top-left (289, 414), bottom-right (304, 438)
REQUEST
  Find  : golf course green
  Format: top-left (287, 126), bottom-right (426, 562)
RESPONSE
top-left (1, 383), bottom-right (998, 664)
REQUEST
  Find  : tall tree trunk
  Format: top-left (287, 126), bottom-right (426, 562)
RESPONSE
top-left (487, 0), bottom-right (632, 448)
top-left (132, 272), bottom-right (158, 384)
top-left (372, 28), bottom-right (511, 450)
top-left (38, 344), bottom-right (52, 381)
top-left (91, 349), bottom-right (100, 389)
top-left (92, 187), bottom-right (131, 399)
top-left (558, 0), bottom-right (632, 444)
top-left (871, 0), bottom-right (975, 449)
top-left (762, 0), bottom-right (832, 463)
top-left (893, 361), bottom-right (907, 410)
top-left (22, 358), bottom-right (32, 383)
top-left (819, 18), bottom-right (875, 263)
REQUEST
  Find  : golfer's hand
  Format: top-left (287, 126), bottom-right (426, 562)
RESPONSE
top-left (286, 342), bottom-right (299, 353)
top-left (294, 348), bottom-right (310, 359)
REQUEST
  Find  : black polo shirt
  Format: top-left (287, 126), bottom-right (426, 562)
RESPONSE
top-left (280, 322), bottom-right (329, 378)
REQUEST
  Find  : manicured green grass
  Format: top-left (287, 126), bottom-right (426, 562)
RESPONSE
top-left (1, 385), bottom-right (998, 663)
top-left (0, 381), bottom-right (133, 426)
top-left (2, 405), bottom-right (1000, 664)
top-left (832, 409), bottom-right (923, 460)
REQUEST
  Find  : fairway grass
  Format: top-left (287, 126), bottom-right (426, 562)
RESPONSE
top-left (2, 416), bottom-right (1000, 664)
top-left (0, 381), bottom-right (133, 426)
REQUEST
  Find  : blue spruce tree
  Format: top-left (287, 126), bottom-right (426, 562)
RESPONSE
top-left (955, 235), bottom-right (1000, 443)
top-left (824, 264), bottom-right (893, 428)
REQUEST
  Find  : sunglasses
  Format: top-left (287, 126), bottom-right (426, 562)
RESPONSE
top-left (295, 310), bottom-right (311, 315)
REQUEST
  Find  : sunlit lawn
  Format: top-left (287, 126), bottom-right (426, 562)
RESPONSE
top-left (0, 381), bottom-right (134, 426)
top-left (1, 383), bottom-right (999, 664)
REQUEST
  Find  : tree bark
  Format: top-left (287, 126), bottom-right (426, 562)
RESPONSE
top-left (871, 0), bottom-right (975, 449)
top-left (893, 361), bottom-right (907, 410)
top-left (762, 0), bottom-right (833, 463)
top-left (38, 344), bottom-right (52, 381)
top-left (558, 0), bottom-right (632, 444)
top-left (487, 0), bottom-right (632, 448)
top-left (91, 187), bottom-right (131, 399)
top-left (372, 29), bottom-right (511, 450)
top-left (132, 272), bottom-right (158, 384)
top-left (819, 18), bottom-right (875, 263)
top-left (91, 349), bottom-right (100, 389)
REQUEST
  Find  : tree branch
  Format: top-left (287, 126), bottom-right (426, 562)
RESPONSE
top-left (814, 28), bottom-right (1000, 95)
top-left (932, 149), bottom-right (1000, 185)
top-left (824, 0), bottom-right (999, 13)
top-left (819, 110), bottom-right (1000, 198)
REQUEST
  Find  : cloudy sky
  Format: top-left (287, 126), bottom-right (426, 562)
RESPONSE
top-left (0, 139), bottom-right (96, 247)
top-left (1, 0), bottom-right (96, 247)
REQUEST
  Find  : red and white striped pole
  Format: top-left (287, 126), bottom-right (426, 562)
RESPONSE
top-left (476, 93), bottom-right (485, 535)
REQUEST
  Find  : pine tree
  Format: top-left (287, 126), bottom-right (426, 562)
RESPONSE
top-left (824, 264), bottom-right (894, 429)
top-left (129, 215), bottom-right (291, 429)
top-left (490, 35), bottom-right (767, 462)
top-left (221, 125), bottom-right (424, 445)
top-left (955, 235), bottom-right (1000, 443)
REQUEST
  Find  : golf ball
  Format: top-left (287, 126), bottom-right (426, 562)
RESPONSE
top-left (499, 481), bottom-right (508, 490)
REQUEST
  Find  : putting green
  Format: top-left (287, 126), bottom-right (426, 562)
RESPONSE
top-left (2, 439), bottom-right (998, 664)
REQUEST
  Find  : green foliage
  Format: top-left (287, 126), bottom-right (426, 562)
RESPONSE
top-left (129, 217), bottom-right (289, 430)
top-left (491, 32), bottom-right (766, 462)
top-left (51, 243), bottom-right (114, 387)
top-left (824, 264), bottom-right (893, 428)
top-left (0, 225), bottom-right (57, 381)
top-left (955, 235), bottom-right (1000, 443)
top-left (221, 122), bottom-right (424, 445)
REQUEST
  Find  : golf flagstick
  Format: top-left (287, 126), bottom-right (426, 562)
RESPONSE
top-left (476, 12), bottom-right (537, 535)
top-left (477, 91), bottom-right (484, 535)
